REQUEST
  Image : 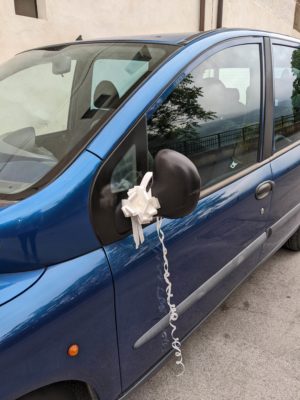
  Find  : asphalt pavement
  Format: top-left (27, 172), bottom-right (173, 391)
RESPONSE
top-left (126, 248), bottom-right (300, 400)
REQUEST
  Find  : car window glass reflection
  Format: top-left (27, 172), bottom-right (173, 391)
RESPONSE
top-left (147, 44), bottom-right (261, 189)
top-left (273, 45), bottom-right (300, 151)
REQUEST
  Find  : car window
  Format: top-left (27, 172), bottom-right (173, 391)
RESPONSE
top-left (273, 45), bottom-right (300, 151)
top-left (147, 44), bottom-right (262, 189)
top-left (203, 67), bottom-right (250, 104)
top-left (110, 145), bottom-right (137, 193)
top-left (0, 61), bottom-right (76, 136)
top-left (0, 43), bottom-right (175, 196)
top-left (91, 60), bottom-right (148, 109)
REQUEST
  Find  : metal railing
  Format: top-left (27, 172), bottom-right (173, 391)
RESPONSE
top-left (274, 112), bottom-right (300, 137)
top-left (149, 122), bottom-right (260, 156)
top-left (149, 111), bottom-right (300, 157)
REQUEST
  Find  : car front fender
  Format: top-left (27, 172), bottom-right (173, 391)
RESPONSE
top-left (0, 249), bottom-right (120, 400)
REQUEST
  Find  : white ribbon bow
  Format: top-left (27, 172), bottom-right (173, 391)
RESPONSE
top-left (121, 172), bottom-right (160, 248)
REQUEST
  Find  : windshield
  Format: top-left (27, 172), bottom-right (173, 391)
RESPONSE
top-left (0, 42), bottom-right (176, 196)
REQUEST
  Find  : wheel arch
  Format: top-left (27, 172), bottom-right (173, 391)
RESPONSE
top-left (17, 380), bottom-right (99, 400)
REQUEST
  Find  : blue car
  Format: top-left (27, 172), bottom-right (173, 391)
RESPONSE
top-left (1, 28), bottom-right (300, 400)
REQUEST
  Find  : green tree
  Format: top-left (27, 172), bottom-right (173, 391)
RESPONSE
top-left (148, 74), bottom-right (215, 142)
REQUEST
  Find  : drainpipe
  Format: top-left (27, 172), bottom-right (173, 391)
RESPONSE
top-left (216, 0), bottom-right (223, 28)
top-left (199, 0), bottom-right (206, 31)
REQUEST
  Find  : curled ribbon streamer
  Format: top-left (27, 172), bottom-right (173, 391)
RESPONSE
top-left (156, 217), bottom-right (185, 376)
top-left (121, 174), bottom-right (185, 375)
top-left (121, 172), bottom-right (160, 249)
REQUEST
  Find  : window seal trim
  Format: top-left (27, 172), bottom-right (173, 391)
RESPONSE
top-left (262, 36), bottom-right (273, 159)
top-left (270, 38), bottom-right (300, 48)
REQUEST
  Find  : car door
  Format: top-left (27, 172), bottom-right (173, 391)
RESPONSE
top-left (261, 38), bottom-right (300, 259)
top-left (91, 37), bottom-right (273, 391)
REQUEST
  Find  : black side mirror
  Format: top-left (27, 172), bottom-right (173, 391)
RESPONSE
top-left (152, 149), bottom-right (201, 218)
top-left (115, 149), bottom-right (201, 233)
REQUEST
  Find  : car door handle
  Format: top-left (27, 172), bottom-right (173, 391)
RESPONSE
top-left (255, 180), bottom-right (274, 200)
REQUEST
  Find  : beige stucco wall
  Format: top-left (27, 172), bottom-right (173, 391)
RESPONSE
top-left (221, 0), bottom-right (300, 38)
top-left (0, 0), bottom-right (200, 63)
top-left (0, 0), bottom-right (300, 64)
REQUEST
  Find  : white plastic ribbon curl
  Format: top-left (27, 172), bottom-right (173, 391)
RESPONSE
top-left (121, 172), bottom-right (160, 249)
top-left (156, 217), bottom-right (185, 376)
top-left (122, 173), bottom-right (185, 375)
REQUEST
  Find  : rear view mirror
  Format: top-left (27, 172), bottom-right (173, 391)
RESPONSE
top-left (52, 55), bottom-right (72, 75)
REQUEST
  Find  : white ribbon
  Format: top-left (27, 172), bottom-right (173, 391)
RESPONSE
top-left (121, 172), bottom-right (160, 248)
top-left (156, 217), bottom-right (185, 376)
top-left (122, 173), bottom-right (185, 375)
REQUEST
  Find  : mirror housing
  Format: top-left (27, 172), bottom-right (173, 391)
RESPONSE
top-left (152, 149), bottom-right (201, 218)
top-left (115, 149), bottom-right (201, 234)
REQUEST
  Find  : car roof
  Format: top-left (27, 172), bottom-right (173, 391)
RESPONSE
top-left (28, 28), bottom-right (300, 53)
top-left (92, 28), bottom-right (300, 45)
top-left (30, 31), bottom-right (205, 51)
top-left (91, 32), bottom-right (203, 44)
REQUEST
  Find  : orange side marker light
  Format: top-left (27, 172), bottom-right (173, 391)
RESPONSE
top-left (68, 344), bottom-right (79, 357)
